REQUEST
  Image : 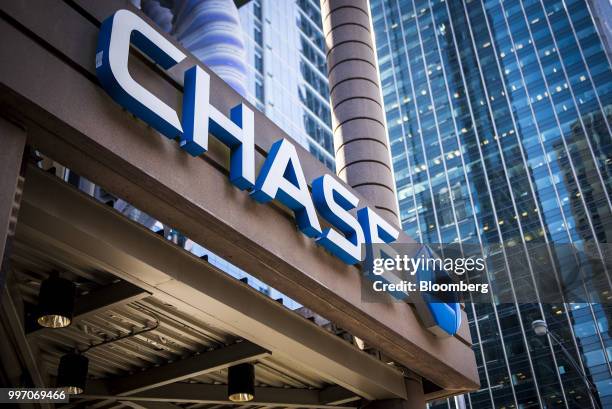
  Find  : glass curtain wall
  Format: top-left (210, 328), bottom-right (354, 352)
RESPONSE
top-left (370, 0), bottom-right (612, 408)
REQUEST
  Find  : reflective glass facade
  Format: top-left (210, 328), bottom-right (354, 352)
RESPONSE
top-left (370, 0), bottom-right (612, 407)
top-left (239, 0), bottom-right (335, 169)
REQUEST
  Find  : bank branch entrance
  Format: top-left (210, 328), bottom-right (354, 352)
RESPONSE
top-left (0, 1), bottom-right (478, 407)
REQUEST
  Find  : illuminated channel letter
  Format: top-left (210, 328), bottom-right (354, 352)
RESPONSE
top-left (312, 175), bottom-right (364, 264)
top-left (181, 66), bottom-right (255, 190)
top-left (357, 207), bottom-right (399, 244)
top-left (96, 9), bottom-right (186, 138)
top-left (251, 139), bottom-right (322, 238)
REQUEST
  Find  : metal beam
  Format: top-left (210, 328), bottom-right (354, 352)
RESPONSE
top-left (319, 385), bottom-right (360, 405)
top-left (0, 316), bottom-right (23, 386)
top-left (120, 402), bottom-right (182, 409)
top-left (0, 286), bottom-right (52, 409)
top-left (74, 280), bottom-right (149, 317)
top-left (0, 117), bottom-right (26, 297)
top-left (79, 383), bottom-right (358, 409)
top-left (106, 341), bottom-right (269, 396)
top-left (27, 280), bottom-right (149, 336)
top-left (16, 168), bottom-right (407, 401)
top-left (79, 342), bottom-right (267, 409)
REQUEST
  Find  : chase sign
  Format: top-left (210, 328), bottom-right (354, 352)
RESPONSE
top-left (95, 9), bottom-right (461, 336)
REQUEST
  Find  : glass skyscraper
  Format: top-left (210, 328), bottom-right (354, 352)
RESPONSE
top-left (238, 0), bottom-right (335, 169)
top-left (370, 0), bottom-right (611, 408)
